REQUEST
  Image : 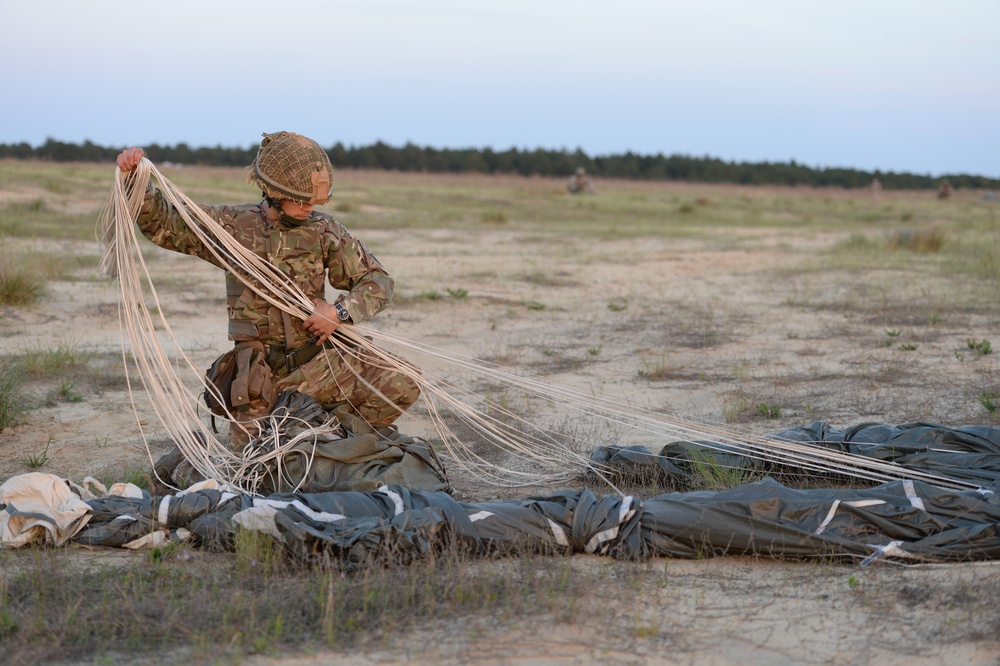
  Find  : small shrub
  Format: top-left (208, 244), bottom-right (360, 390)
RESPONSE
top-left (0, 261), bottom-right (45, 306)
top-left (837, 233), bottom-right (881, 252)
top-left (978, 390), bottom-right (1000, 413)
top-left (967, 339), bottom-right (992, 356)
top-left (20, 437), bottom-right (52, 469)
top-left (722, 391), bottom-right (750, 424)
top-left (12, 198), bottom-right (46, 213)
top-left (21, 342), bottom-right (87, 377)
top-left (755, 402), bottom-right (781, 419)
top-left (481, 211), bottom-right (507, 224)
top-left (56, 379), bottom-right (83, 403)
top-left (0, 370), bottom-right (26, 431)
top-left (446, 287), bottom-right (468, 299)
top-left (637, 356), bottom-right (680, 381)
top-left (886, 226), bottom-right (945, 253)
top-left (0, 579), bottom-right (17, 638)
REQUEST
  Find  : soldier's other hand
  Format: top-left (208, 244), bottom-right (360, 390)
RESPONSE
top-left (304, 299), bottom-right (340, 345)
top-left (116, 147), bottom-right (145, 172)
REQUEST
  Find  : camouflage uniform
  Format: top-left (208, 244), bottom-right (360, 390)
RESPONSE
top-left (135, 185), bottom-right (420, 442)
top-left (567, 168), bottom-right (595, 194)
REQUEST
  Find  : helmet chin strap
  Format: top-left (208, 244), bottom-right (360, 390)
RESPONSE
top-left (264, 195), bottom-right (309, 227)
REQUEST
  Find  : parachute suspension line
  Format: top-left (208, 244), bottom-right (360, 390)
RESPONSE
top-left (336, 327), bottom-right (981, 491)
top-left (98, 161), bottom-right (244, 491)
top-left (98, 160), bottom-right (979, 495)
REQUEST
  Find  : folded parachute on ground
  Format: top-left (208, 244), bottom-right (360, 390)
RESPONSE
top-left (592, 421), bottom-right (1000, 489)
top-left (3, 472), bottom-right (998, 568)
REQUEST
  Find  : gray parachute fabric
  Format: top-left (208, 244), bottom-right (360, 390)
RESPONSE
top-left (5, 420), bottom-right (1000, 566)
top-left (591, 421), bottom-right (1000, 490)
top-left (156, 391), bottom-right (450, 494)
top-left (774, 421), bottom-right (1000, 487)
top-left (43, 475), bottom-right (996, 566)
top-left (245, 391), bottom-right (450, 494)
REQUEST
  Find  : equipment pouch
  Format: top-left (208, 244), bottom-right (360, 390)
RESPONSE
top-left (203, 342), bottom-right (275, 417)
top-left (203, 348), bottom-right (239, 417)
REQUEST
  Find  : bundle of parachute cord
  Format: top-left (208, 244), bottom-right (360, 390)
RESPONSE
top-left (97, 159), bottom-right (982, 496)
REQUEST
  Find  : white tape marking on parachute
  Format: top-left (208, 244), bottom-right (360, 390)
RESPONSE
top-left (232, 506), bottom-right (285, 543)
top-left (903, 480), bottom-right (926, 511)
top-left (377, 486), bottom-right (405, 516)
top-left (233, 505), bottom-right (283, 540)
top-left (112, 514), bottom-right (138, 524)
top-left (546, 519), bottom-right (570, 548)
top-left (585, 496), bottom-right (634, 554)
top-left (123, 530), bottom-right (170, 550)
top-left (816, 499), bottom-right (886, 535)
top-left (845, 500), bottom-right (887, 508)
top-left (860, 540), bottom-right (916, 566)
top-left (252, 497), bottom-right (347, 523)
top-left (816, 500), bottom-right (841, 536)
top-left (157, 495), bottom-right (172, 526)
top-left (468, 510), bottom-right (494, 522)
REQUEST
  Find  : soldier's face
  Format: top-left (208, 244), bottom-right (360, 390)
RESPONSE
top-left (280, 199), bottom-right (314, 220)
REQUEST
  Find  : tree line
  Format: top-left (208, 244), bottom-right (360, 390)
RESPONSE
top-left (2, 137), bottom-right (996, 191)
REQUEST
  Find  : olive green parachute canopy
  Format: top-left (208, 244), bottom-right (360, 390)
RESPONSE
top-left (246, 131), bottom-right (334, 205)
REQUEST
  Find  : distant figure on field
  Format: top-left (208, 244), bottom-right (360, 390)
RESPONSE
top-left (937, 181), bottom-right (954, 199)
top-left (870, 178), bottom-right (883, 197)
top-left (567, 167), bottom-right (596, 194)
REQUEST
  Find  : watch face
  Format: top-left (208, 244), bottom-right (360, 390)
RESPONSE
top-left (337, 305), bottom-right (350, 321)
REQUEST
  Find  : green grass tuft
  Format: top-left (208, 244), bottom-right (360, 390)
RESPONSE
top-left (0, 259), bottom-right (45, 306)
top-left (0, 369), bottom-right (26, 431)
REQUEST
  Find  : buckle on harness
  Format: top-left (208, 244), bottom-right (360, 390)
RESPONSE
top-left (267, 338), bottom-right (323, 377)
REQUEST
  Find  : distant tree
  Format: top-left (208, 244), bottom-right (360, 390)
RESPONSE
top-left (1, 139), bottom-right (997, 190)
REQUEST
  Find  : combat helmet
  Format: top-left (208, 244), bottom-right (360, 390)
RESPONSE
top-left (246, 131), bottom-right (334, 205)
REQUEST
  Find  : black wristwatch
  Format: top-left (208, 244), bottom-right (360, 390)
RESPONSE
top-left (334, 302), bottom-right (351, 323)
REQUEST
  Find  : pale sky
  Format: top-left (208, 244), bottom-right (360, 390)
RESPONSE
top-left (2, 0), bottom-right (997, 177)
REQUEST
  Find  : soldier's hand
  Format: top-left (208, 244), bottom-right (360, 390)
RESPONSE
top-left (116, 147), bottom-right (145, 172)
top-left (304, 299), bottom-right (340, 345)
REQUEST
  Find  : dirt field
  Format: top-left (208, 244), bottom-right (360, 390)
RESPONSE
top-left (1, 165), bottom-right (999, 665)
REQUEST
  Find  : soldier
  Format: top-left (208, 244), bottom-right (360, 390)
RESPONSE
top-left (567, 167), bottom-right (595, 194)
top-left (115, 132), bottom-right (420, 448)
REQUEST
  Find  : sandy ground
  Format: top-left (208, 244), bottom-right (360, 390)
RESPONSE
top-left (2, 180), bottom-right (999, 665)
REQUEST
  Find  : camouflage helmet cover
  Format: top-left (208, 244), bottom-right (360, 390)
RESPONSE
top-left (246, 131), bottom-right (334, 205)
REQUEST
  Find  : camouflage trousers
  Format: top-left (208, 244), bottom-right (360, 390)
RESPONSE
top-left (229, 344), bottom-right (420, 449)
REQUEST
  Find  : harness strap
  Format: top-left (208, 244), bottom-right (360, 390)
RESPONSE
top-left (266, 342), bottom-right (324, 377)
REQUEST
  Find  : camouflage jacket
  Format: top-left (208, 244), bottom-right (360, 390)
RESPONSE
top-left (136, 185), bottom-right (393, 350)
